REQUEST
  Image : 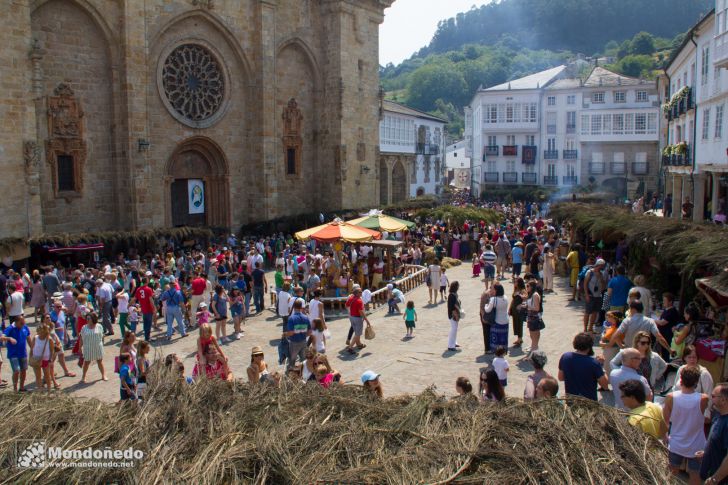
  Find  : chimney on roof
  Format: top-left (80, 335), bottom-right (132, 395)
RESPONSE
top-left (508, 82), bottom-right (511, 90)
top-left (599, 78), bottom-right (603, 86)
top-left (537, 82), bottom-right (540, 89)
top-left (617, 77), bottom-right (621, 85)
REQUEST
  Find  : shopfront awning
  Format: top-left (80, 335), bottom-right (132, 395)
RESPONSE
top-left (45, 243), bottom-right (104, 253)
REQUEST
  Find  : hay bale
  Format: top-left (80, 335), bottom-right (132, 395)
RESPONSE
top-left (0, 370), bottom-right (671, 484)
top-left (422, 247), bottom-right (462, 269)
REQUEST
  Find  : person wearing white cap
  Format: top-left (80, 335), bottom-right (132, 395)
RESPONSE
top-left (361, 370), bottom-right (383, 398)
top-left (583, 258), bottom-right (606, 334)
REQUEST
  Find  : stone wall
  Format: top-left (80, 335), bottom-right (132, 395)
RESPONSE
top-left (1, 0), bottom-right (391, 238)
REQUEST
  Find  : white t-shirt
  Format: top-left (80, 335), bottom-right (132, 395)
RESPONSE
top-left (117, 292), bottom-right (129, 313)
top-left (493, 357), bottom-right (510, 381)
top-left (312, 329), bottom-right (326, 352)
top-left (6, 292), bottom-right (24, 317)
top-left (440, 273), bottom-right (449, 288)
top-left (362, 289), bottom-right (372, 304)
top-left (278, 291), bottom-right (292, 316)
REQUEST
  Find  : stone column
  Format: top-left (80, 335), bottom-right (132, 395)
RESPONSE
top-left (693, 174), bottom-right (705, 221)
top-left (260, 0), bottom-right (279, 219)
top-left (672, 174), bottom-right (682, 219)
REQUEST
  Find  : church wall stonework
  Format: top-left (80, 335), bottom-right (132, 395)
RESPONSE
top-left (0, 0), bottom-right (392, 238)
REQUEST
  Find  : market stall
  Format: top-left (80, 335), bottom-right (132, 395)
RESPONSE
top-left (695, 276), bottom-right (728, 381)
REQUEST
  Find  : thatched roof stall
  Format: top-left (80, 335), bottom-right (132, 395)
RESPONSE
top-left (0, 371), bottom-right (672, 484)
top-left (551, 203), bottom-right (728, 294)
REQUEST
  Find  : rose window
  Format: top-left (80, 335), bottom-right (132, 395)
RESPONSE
top-left (162, 44), bottom-right (224, 123)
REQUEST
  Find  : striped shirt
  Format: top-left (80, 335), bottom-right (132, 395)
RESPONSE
top-left (481, 250), bottom-right (497, 266)
top-left (81, 324), bottom-right (105, 362)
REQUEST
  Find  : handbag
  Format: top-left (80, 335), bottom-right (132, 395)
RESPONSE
top-left (364, 324), bottom-right (376, 340)
top-left (29, 338), bottom-right (49, 369)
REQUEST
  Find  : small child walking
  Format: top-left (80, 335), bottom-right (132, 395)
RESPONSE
top-left (472, 251), bottom-right (482, 278)
top-left (196, 302), bottom-right (211, 326)
top-left (311, 318), bottom-right (327, 354)
top-left (403, 301), bottom-right (417, 338)
top-left (439, 269), bottom-right (449, 302)
top-left (492, 346), bottom-right (510, 387)
top-left (229, 288), bottom-right (245, 340)
top-left (128, 304), bottom-right (140, 335)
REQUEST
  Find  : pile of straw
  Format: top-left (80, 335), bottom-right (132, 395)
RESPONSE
top-left (1, 371), bottom-right (671, 484)
top-left (423, 247), bottom-right (463, 269)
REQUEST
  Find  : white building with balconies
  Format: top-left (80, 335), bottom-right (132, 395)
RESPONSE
top-left (467, 64), bottom-right (659, 197)
top-left (379, 100), bottom-right (447, 204)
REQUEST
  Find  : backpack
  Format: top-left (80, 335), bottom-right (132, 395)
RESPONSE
top-left (577, 265), bottom-right (593, 285)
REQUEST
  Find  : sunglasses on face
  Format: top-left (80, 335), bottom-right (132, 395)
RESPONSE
top-left (637, 341), bottom-right (650, 346)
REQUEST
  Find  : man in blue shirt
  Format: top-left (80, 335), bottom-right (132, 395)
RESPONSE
top-left (285, 299), bottom-right (311, 370)
top-left (3, 315), bottom-right (32, 392)
top-left (558, 332), bottom-right (608, 401)
top-left (160, 277), bottom-right (188, 340)
top-left (606, 265), bottom-right (632, 313)
top-left (701, 383), bottom-right (728, 485)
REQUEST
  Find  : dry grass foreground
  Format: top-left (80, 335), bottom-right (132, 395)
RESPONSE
top-left (0, 369), bottom-right (673, 485)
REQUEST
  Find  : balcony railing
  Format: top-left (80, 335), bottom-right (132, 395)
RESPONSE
top-left (483, 172), bottom-right (499, 183)
top-left (503, 171), bottom-right (518, 183)
top-left (543, 150), bottom-right (559, 160)
top-left (522, 172), bottom-right (537, 184)
top-left (485, 145), bottom-right (499, 156)
top-left (589, 162), bottom-right (605, 175)
top-left (503, 145), bottom-right (518, 156)
top-left (563, 176), bottom-right (578, 185)
top-left (716, 31), bottom-right (728, 69)
top-left (563, 149), bottom-right (578, 160)
top-left (662, 153), bottom-right (691, 166)
top-left (544, 175), bottom-right (558, 185)
top-left (611, 162), bottom-right (626, 175)
top-left (632, 161), bottom-right (649, 175)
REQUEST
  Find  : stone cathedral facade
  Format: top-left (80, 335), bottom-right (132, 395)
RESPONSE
top-left (0, 0), bottom-right (393, 238)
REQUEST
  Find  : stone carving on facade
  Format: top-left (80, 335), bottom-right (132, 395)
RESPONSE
top-left (191, 0), bottom-right (214, 9)
top-left (162, 44), bottom-right (224, 125)
top-left (46, 83), bottom-right (86, 196)
top-left (29, 38), bottom-right (45, 98)
top-left (24, 141), bottom-right (41, 196)
top-left (282, 98), bottom-right (303, 176)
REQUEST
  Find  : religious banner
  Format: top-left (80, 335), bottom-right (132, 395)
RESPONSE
top-left (188, 179), bottom-right (205, 214)
top-left (522, 145), bottom-right (536, 164)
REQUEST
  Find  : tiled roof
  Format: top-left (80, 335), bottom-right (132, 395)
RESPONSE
top-left (484, 65), bottom-right (566, 91)
top-left (382, 100), bottom-right (447, 123)
top-left (545, 78), bottom-right (583, 90)
top-left (583, 66), bottom-right (648, 87)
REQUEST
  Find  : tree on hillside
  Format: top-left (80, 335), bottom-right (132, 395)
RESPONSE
top-left (630, 32), bottom-right (656, 55)
top-left (406, 62), bottom-right (468, 112)
top-left (611, 55), bottom-right (655, 78)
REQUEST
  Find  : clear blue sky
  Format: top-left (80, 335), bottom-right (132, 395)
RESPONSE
top-left (379, 0), bottom-right (494, 66)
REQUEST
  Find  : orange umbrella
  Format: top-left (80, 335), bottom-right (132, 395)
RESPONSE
top-left (295, 218), bottom-right (381, 243)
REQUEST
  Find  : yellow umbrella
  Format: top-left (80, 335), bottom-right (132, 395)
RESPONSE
top-left (295, 219), bottom-right (382, 243)
top-left (347, 213), bottom-right (415, 232)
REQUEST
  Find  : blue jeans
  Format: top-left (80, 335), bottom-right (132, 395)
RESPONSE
top-left (244, 293), bottom-right (251, 316)
top-left (143, 313), bottom-right (153, 341)
top-left (253, 287), bottom-right (264, 313)
top-left (165, 305), bottom-right (186, 338)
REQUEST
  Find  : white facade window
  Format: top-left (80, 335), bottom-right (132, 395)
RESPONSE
top-left (716, 105), bottom-right (724, 139)
top-left (483, 102), bottom-right (537, 124)
top-left (702, 46), bottom-right (710, 85)
top-left (603, 114), bottom-right (612, 133)
top-left (647, 113), bottom-right (657, 132)
top-left (613, 114), bottom-right (624, 135)
top-left (526, 135), bottom-right (535, 145)
top-left (624, 113), bottom-right (634, 134)
top-left (591, 114), bottom-right (602, 135)
top-left (636, 91), bottom-right (648, 102)
top-left (547, 138), bottom-right (556, 150)
top-left (677, 125), bottom-right (683, 143)
top-left (614, 91), bottom-right (626, 103)
top-left (614, 152), bottom-right (624, 163)
top-left (565, 164), bottom-right (576, 177)
top-left (565, 138), bottom-right (576, 150)
top-left (592, 92), bottom-right (605, 103)
top-left (487, 161), bottom-right (497, 172)
top-left (487, 135), bottom-right (497, 146)
top-left (636, 152), bottom-right (647, 163)
top-left (506, 135), bottom-right (515, 145)
top-left (547, 96), bottom-right (556, 106)
top-left (592, 152), bottom-right (603, 163)
top-left (547, 164), bottom-right (556, 177)
top-left (635, 113), bottom-right (647, 134)
top-left (703, 108), bottom-right (711, 140)
top-left (566, 111), bottom-right (576, 132)
top-left (546, 111), bottom-right (557, 134)
top-left (506, 160), bottom-right (516, 172)
top-left (581, 114), bottom-right (590, 135)
top-left (567, 95), bottom-right (576, 105)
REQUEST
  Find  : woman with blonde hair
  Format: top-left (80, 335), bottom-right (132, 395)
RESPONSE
top-left (30, 323), bottom-right (55, 392)
top-left (610, 330), bottom-right (667, 389)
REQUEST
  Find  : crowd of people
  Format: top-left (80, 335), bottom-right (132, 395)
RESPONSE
top-left (1, 197), bottom-right (727, 483)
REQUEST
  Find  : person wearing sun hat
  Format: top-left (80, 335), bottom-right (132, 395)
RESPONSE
top-left (247, 346), bottom-right (277, 384)
top-left (511, 241), bottom-right (524, 280)
top-left (523, 350), bottom-right (550, 400)
top-left (361, 370), bottom-right (383, 398)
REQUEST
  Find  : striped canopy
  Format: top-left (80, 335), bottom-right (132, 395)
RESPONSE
top-left (347, 214), bottom-right (416, 232)
top-left (295, 219), bottom-right (382, 243)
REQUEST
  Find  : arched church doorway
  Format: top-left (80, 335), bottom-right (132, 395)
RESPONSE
top-left (392, 160), bottom-right (407, 203)
top-left (165, 138), bottom-right (230, 228)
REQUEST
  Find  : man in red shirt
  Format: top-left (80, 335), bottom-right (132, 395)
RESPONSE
top-left (345, 287), bottom-right (371, 355)
top-left (190, 272), bottom-right (209, 327)
top-left (133, 278), bottom-right (155, 341)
